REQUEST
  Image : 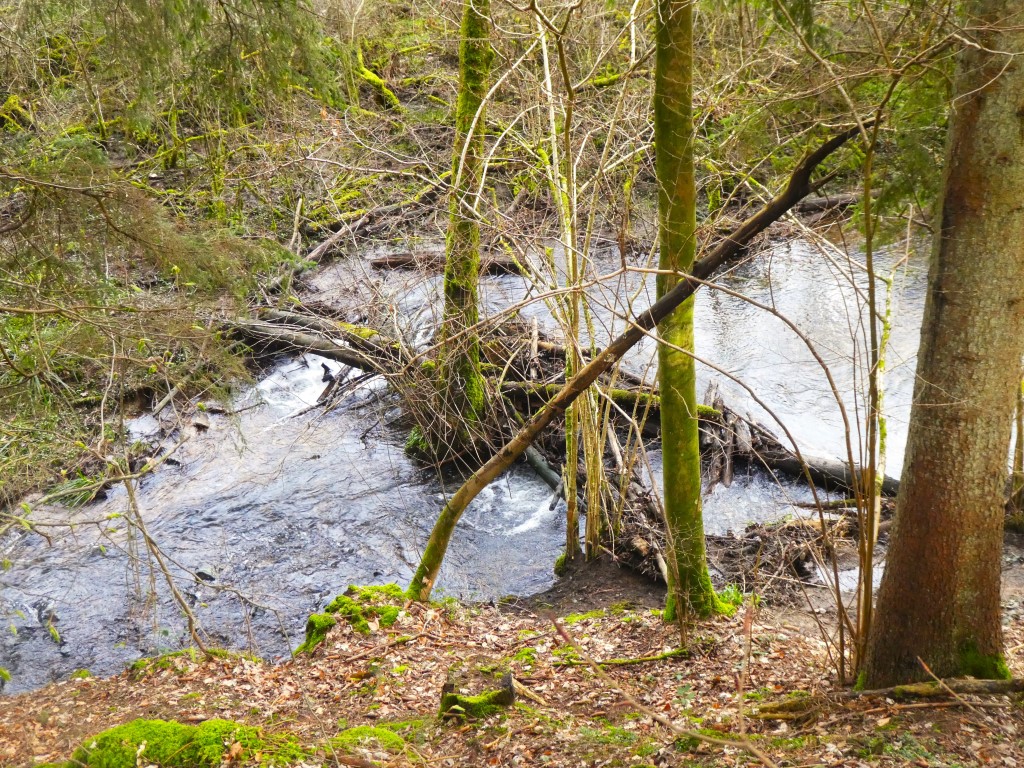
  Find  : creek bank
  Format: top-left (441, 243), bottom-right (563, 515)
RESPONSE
top-left (6, 569), bottom-right (1024, 768)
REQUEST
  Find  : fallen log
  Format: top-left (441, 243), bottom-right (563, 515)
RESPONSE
top-left (499, 379), bottom-right (900, 496)
top-left (257, 309), bottom-right (404, 361)
top-left (752, 678), bottom-right (1024, 721)
top-left (229, 320), bottom-right (388, 374)
top-left (767, 452), bottom-right (900, 497)
top-left (370, 251), bottom-right (527, 276)
top-left (524, 444), bottom-right (562, 492)
top-left (793, 191), bottom-right (864, 213)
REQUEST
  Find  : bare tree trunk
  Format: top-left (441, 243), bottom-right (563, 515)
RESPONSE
top-left (864, 0), bottom-right (1024, 686)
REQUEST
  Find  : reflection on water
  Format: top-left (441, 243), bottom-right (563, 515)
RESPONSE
top-left (0, 236), bottom-right (926, 694)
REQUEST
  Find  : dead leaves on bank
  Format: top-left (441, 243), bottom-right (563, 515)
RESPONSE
top-left (3, 601), bottom-right (1024, 767)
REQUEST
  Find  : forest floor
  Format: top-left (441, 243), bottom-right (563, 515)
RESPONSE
top-left (3, 548), bottom-right (1024, 768)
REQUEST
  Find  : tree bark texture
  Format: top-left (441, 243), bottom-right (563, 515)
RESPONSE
top-left (865, 1), bottom-right (1024, 686)
top-left (655, 0), bottom-right (724, 620)
top-left (437, 0), bottom-right (494, 452)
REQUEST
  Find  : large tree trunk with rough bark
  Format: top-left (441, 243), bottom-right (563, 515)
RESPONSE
top-left (655, 0), bottom-right (726, 621)
top-left (864, 0), bottom-right (1024, 686)
top-left (430, 0), bottom-right (493, 459)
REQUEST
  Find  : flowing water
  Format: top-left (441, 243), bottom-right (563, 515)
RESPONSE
top-left (0, 236), bottom-right (927, 694)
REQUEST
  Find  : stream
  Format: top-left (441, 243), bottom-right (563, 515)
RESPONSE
top-left (0, 236), bottom-right (927, 694)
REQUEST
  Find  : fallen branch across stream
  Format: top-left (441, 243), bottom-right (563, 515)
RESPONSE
top-left (501, 380), bottom-right (899, 496)
top-left (229, 319), bottom-right (389, 374)
top-left (407, 122), bottom-right (868, 601)
top-left (370, 250), bottom-right (526, 276)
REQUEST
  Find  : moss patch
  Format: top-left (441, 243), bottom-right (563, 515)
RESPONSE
top-left (553, 552), bottom-right (568, 576)
top-left (404, 425), bottom-right (431, 460)
top-left (440, 684), bottom-right (515, 720)
top-left (128, 648), bottom-right (243, 680)
top-left (294, 613), bottom-right (337, 656)
top-left (330, 724), bottom-right (406, 753)
top-left (959, 642), bottom-right (1012, 680)
top-left (296, 584), bottom-right (406, 655)
top-left (564, 609), bottom-right (605, 624)
top-left (512, 647), bottom-right (538, 666)
top-left (63, 718), bottom-right (263, 768)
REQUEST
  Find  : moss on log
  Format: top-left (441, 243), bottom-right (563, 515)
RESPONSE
top-left (355, 46), bottom-right (402, 110)
top-left (440, 672), bottom-right (516, 720)
top-left (498, 380), bottom-right (720, 419)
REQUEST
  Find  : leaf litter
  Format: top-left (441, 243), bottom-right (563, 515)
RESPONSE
top-left (3, 556), bottom-right (1024, 767)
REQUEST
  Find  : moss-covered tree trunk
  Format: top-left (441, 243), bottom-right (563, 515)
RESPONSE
top-left (405, 125), bottom-right (864, 602)
top-left (655, 0), bottom-right (726, 621)
top-left (435, 0), bottom-right (493, 456)
top-left (864, 0), bottom-right (1024, 686)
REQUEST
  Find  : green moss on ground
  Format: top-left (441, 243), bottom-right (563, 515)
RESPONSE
top-left (53, 718), bottom-right (310, 767)
top-left (296, 584), bottom-right (406, 655)
top-left (330, 724), bottom-right (406, 753)
top-left (62, 718), bottom-right (262, 768)
top-left (128, 648), bottom-right (247, 680)
top-left (512, 647), bottom-right (537, 666)
top-left (553, 552), bottom-right (568, 576)
top-left (294, 613), bottom-right (337, 656)
top-left (564, 609), bottom-right (605, 624)
top-left (355, 47), bottom-right (402, 110)
top-left (440, 685), bottom-right (515, 720)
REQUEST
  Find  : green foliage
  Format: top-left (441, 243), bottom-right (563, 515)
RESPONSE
top-left (404, 425), bottom-right (432, 459)
top-left (868, 71), bottom-right (950, 238)
top-left (717, 584), bottom-right (748, 607)
top-left (0, 120), bottom-right (296, 504)
top-left (9, 0), bottom-right (335, 114)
